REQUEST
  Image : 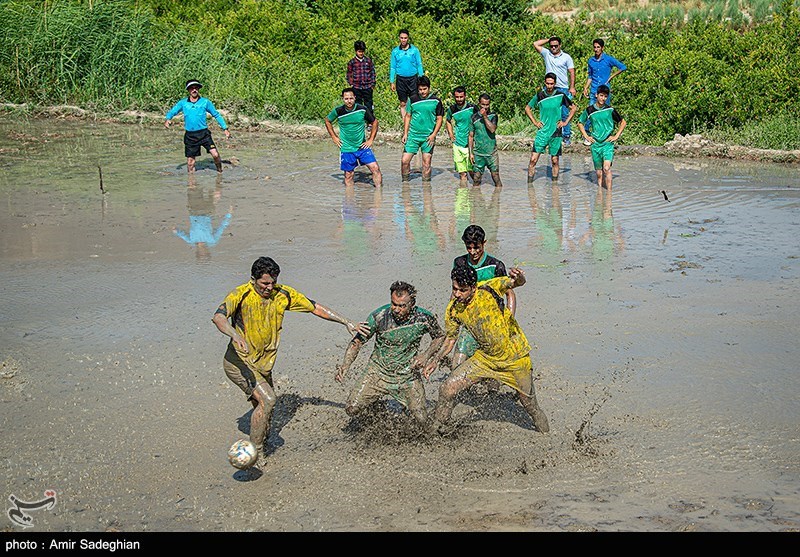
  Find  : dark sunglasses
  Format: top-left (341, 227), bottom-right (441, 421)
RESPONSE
top-left (549, 44), bottom-right (560, 49)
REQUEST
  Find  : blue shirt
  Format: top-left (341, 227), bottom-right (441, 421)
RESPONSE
top-left (587, 53), bottom-right (627, 93)
top-left (390, 44), bottom-right (424, 82)
top-left (174, 213), bottom-right (231, 246)
top-left (165, 96), bottom-right (228, 132)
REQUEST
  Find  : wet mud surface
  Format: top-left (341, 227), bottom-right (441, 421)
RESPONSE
top-left (1, 117), bottom-right (799, 532)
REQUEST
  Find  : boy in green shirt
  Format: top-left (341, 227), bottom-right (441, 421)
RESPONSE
top-left (577, 84), bottom-right (627, 190)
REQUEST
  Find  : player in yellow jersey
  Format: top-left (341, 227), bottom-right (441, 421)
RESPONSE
top-left (424, 264), bottom-right (549, 434)
top-left (212, 256), bottom-right (368, 471)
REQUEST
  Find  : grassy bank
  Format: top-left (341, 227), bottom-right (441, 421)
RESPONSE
top-left (1, 0), bottom-right (798, 149)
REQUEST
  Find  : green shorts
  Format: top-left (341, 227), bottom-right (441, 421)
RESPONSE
top-left (404, 134), bottom-right (435, 154)
top-left (452, 145), bottom-right (472, 173)
top-left (533, 132), bottom-right (562, 156)
top-left (473, 151), bottom-right (499, 173)
top-left (590, 141), bottom-right (615, 170)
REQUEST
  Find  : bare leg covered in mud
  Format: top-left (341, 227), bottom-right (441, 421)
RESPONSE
top-left (429, 360), bottom-right (549, 434)
top-left (249, 381), bottom-right (277, 468)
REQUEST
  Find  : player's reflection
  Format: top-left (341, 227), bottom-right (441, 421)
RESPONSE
top-left (468, 184), bottom-right (501, 248)
top-left (336, 183), bottom-right (383, 261)
top-left (527, 182), bottom-right (565, 256)
top-left (397, 181), bottom-right (446, 262)
top-left (172, 175), bottom-right (232, 262)
top-left (580, 185), bottom-right (625, 263)
top-left (449, 184), bottom-right (472, 247)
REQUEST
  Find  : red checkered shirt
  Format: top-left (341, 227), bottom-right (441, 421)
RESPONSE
top-left (347, 55), bottom-right (376, 90)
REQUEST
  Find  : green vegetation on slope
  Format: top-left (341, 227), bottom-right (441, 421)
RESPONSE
top-left (1, 0), bottom-right (798, 149)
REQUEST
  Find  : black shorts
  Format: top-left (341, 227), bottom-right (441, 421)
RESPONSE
top-left (395, 75), bottom-right (419, 103)
top-left (184, 129), bottom-right (216, 158)
top-left (353, 87), bottom-right (374, 111)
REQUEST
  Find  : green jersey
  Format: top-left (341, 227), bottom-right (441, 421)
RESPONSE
top-left (327, 103), bottom-right (376, 153)
top-left (407, 93), bottom-right (445, 140)
top-left (356, 304), bottom-right (444, 382)
top-left (453, 253), bottom-right (508, 284)
top-left (470, 110), bottom-right (498, 155)
top-left (579, 104), bottom-right (623, 143)
top-left (446, 102), bottom-right (475, 148)
top-left (528, 89), bottom-right (573, 141)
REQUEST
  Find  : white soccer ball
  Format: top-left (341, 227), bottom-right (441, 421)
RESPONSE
top-left (227, 439), bottom-right (258, 470)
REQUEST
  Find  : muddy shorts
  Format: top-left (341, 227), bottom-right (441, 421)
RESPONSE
top-left (223, 343), bottom-right (272, 399)
top-left (184, 129), bottom-right (216, 158)
top-left (590, 141), bottom-right (615, 170)
top-left (533, 132), bottom-right (562, 156)
top-left (347, 363), bottom-right (427, 419)
top-left (457, 351), bottom-right (534, 396)
top-left (452, 145), bottom-right (472, 173)
top-left (473, 151), bottom-right (499, 173)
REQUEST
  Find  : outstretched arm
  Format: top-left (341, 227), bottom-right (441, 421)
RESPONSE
top-left (335, 337), bottom-right (364, 382)
top-left (506, 288), bottom-right (517, 316)
top-left (412, 334), bottom-right (446, 371)
top-left (312, 302), bottom-right (369, 337)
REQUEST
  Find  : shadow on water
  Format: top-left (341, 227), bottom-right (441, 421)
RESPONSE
top-left (455, 386), bottom-right (536, 431)
top-left (237, 393), bottom-right (344, 454)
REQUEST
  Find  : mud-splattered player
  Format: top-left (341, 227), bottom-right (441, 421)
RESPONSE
top-left (335, 281), bottom-right (444, 428)
top-left (212, 256), bottom-right (368, 471)
top-left (425, 265), bottom-right (549, 434)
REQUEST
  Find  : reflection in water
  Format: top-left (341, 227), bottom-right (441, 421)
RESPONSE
top-left (469, 186), bottom-right (501, 248)
top-left (580, 186), bottom-right (624, 264)
top-left (172, 176), bottom-right (232, 261)
top-left (449, 185), bottom-right (472, 246)
top-left (447, 185), bottom-right (502, 253)
top-left (528, 182), bottom-right (565, 256)
top-left (336, 184), bottom-right (384, 261)
top-left (395, 181), bottom-right (446, 263)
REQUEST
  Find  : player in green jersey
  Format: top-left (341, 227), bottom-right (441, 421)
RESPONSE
top-left (525, 73), bottom-right (576, 182)
top-left (401, 76), bottom-right (444, 183)
top-left (335, 281), bottom-right (445, 428)
top-left (468, 93), bottom-right (502, 188)
top-left (445, 86), bottom-right (476, 186)
top-left (325, 88), bottom-right (383, 188)
top-left (577, 84), bottom-right (627, 190)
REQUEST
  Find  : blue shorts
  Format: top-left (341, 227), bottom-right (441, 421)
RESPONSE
top-left (340, 148), bottom-right (377, 172)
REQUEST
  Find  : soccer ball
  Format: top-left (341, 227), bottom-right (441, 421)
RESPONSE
top-left (227, 439), bottom-right (258, 470)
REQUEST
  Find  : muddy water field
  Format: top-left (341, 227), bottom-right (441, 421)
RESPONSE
top-left (1, 116), bottom-right (799, 533)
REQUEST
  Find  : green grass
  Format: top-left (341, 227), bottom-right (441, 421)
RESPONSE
top-left (1, 0), bottom-right (798, 151)
top-left (705, 113), bottom-right (800, 151)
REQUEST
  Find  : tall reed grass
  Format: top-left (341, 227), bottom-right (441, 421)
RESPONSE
top-left (1, 0), bottom-right (798, 150)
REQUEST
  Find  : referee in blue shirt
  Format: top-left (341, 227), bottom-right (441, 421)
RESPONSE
top-left (165, 80), bottom-right (231, 173)
top-left (390, 29), bottom-right (425, 120)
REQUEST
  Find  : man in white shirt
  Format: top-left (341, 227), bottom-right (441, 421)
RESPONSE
top-left (534, 36), bottom-right (576, 146)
